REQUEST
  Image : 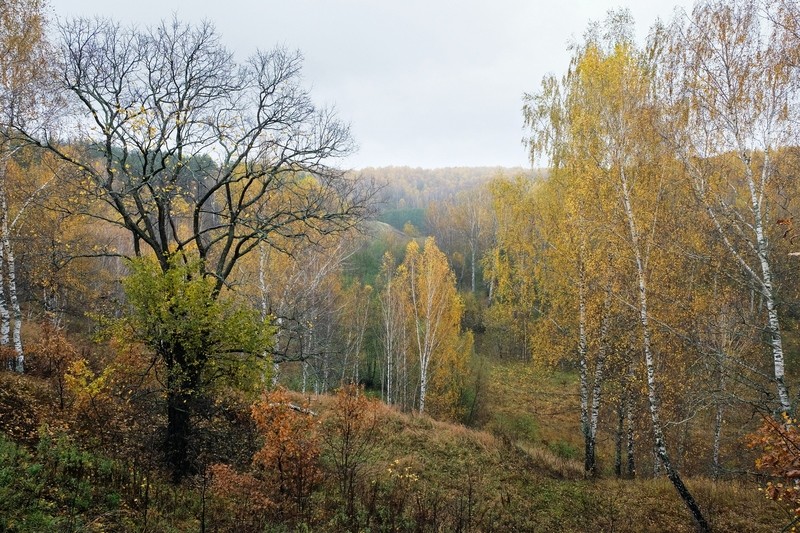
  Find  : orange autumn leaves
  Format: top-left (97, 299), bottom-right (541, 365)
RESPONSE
top-left (210, 385), bottom-right (382, 529)
top-left (748, 413), bottom-right (800, 517)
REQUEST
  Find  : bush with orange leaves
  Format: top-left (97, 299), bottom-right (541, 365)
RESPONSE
top-left (208, 463), bottom-right (273, 532)
top-left (748, 412), bottom-right (800, 520)
top-left (210, 387), bottom-right (321, 529)
top-left (251, 387), bottom-right (322, 517)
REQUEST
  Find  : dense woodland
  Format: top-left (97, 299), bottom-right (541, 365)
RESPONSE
top-left (2, 0), bottom-right (800, 531)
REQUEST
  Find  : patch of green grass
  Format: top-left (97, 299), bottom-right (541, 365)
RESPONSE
top-left (0, 432), bottom-right (61, 532)
top-left (548, 440), bottom-right (579, 460)
top-left (489, 411), bottom-right (539, 442)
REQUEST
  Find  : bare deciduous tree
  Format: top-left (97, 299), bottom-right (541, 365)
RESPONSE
top-left (13, 16), bottom-right (374, 479)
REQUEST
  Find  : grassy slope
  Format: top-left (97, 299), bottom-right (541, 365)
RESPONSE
top-left (0, 362), bottom-right (789, 532)
top-left (481, 359), bottom-right (788, 532)
top-left (293, 361), bottom-right (786, 532)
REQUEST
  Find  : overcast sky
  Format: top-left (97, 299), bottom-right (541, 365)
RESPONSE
top-left (46, 0), bottom-right (695, 169)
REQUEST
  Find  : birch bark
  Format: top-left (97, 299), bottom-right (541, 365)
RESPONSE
top-left (0, 164), bottom-right (10, 369)
top-left (663, 0), bottom-right (794, 413)
top-left (586, 284), bottom-right (612, 475)
top-left (620, 166), bottom-right (710, 532)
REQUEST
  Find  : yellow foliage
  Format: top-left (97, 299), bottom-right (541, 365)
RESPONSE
top-left (64, 359), bottom-right (115, 401)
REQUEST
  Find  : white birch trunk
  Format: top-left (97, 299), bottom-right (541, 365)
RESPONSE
top-left (615, 396), bottom-right (624, 477)
top-left (418, 359), bottom-right (428, 413)
top-left (271, 362), bottom-right (280, 388)
top-left (409, 257), bottom-right (426, 412)
top-left (410, 255), bottom-right (444, 414)
top-left (0, 233), bottom-right (8, 363)
top-left (470, 244), bottom-right (476, 294)
top-left (620, 167), bottom-right (709, 531)
top-left (712, 402), bottom-right (723, 480)
top-left (701, 147), bottom-right (790, 412)
top-left (747, 153), bottom-right (790, 413)
top-left (401, 329), bottom-right (409, 411)
top-left (706, 183), bottom-right (789, 411)
top-left (586, 284), bottom-right (612, 475)
top-left (577, 253), bottom-right (590, 471)
top-left (626, 392), bottom-right (636, 477)
top-left (0, 165), bottom-right (9, 362)
top-left (381, 275), bottom-right (397, 404)
top-left (386, 333), bottom-right (393, 405)
top-left (340, 329), bottom-right (351, 385)
top-left (685, 136), bottom-right (791, 412)
top-left (6, 236), bottom-right (22, 371)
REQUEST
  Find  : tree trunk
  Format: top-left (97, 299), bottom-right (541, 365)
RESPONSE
top-left (626, 385), bottom-right (636, 478)
top-left (697, 150), bottom-right (790, 413)
top-left (2, 187), bottom-right (23, 372)
top-left (0, 167), bottom-right (9, 368)
top-left (271, 362), bottom-right (280, 388)
top-left (615, 396), bottom-right (624, 478)
top-left (577, 253), bottom-right (591, 473)
top-left (712, 402), bottom-right (723, 480)
top-left (419, 361), bottom-right (428, 414)
top-left (381, 273), bottom-right (395, 404)
top-left (746, 152), bottom-right (790, 413)
top-left (586, 285), bottom-right (612, 476)
top-left (165, 371), bottom-right (194, 482)
top-left (470, 244), bottom-right (476, 294)
top-left (620, 168), bottom-right (710, 531)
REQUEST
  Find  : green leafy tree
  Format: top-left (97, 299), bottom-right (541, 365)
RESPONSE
top-left (121, 256), bottom-right (274, 479)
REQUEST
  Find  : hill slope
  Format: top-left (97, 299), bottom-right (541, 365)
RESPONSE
top-left (0, 367), bottom-right (786, 532)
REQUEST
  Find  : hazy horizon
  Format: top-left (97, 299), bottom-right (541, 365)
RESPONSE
top-left (47, 0), bottom-right (694, 169)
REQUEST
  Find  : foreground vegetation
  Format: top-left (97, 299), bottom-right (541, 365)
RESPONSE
top-left (0, 359), bottom-right (787, 532)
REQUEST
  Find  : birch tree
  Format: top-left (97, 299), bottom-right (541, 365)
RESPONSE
top-left (251, 234), bottom-right (360, 390)
top-left (402, 238), bottom-right (460, 414)
top-left (0, 0), bottom-right (51, 371)
top-left (524, 50), bottom-right (631, 479)
top-left (383, 237), bottom-right (465, 416)
top-left (582, 27), bottom-right (708, 531)
top-left (661, 0), bottom-right (798, 413)
top-left (378, 252), bottom-right (403, 406)
top-left (525, 12), bottom-right (710, 529)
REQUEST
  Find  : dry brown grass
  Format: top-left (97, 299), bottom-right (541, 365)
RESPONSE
top-left (589, 477), bottom-right (788, 533)
top-left (1, 363), bottom-right (789, 531)
top-left (516, 441), bottom-right (586, 480)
